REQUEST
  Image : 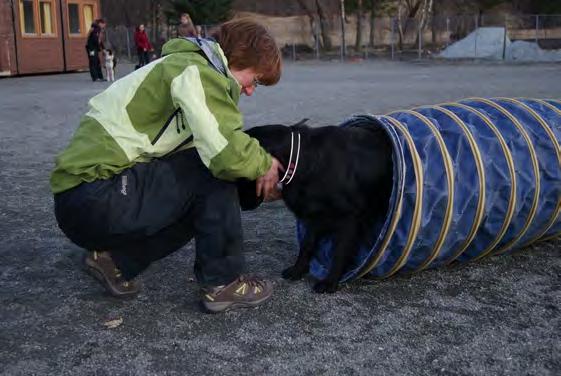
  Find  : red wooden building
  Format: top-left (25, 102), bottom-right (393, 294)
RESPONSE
top-left (0, 0), bottom-right (101, 76)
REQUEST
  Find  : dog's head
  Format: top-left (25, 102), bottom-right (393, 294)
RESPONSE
top-left (246, 119), bottom-right (308, 163)
top-left (238, 119), bottom-right (309, 210)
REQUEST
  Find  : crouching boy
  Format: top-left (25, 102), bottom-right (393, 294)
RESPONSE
top-left (51, 19), bottom-right (283, 313)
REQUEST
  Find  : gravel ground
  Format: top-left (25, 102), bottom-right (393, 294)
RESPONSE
top-left (0, 61), bottom-right (560, 375)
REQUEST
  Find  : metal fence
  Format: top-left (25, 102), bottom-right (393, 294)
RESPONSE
top-left (104, 14), bottom-right (561, 64)
top-left (103, 24), bottom-right (215, 63)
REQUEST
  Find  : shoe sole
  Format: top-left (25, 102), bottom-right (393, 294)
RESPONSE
top-left (84, 258), bottom-right (139, 298)
top-left (202, 293), bottom-right (272, 313)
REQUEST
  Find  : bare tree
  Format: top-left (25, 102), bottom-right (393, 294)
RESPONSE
top-left (296, 0), bottom-right (320, 48)
top-left (369, 0), bottom-right (376, 47)
top-left (355, 0), bottom-right (363, 52)
top-left (367, 0), bottom-right (393, 48)
top-left (415, 0), bottom-right (433, 49)
top-left (340, 0), bottom-right (347, 56)
top-left (294, 0), bottom-right (333, 50)
top-left (396, 0), bottom-right (419, 50)
top-left (149, 0), bottom-right (161, 46)
top-left (316, 0), bottom-right (333, 50)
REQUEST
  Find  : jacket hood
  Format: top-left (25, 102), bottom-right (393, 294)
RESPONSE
top-left (161, 38), bottom-right (201, 56)
top-left (160, 37), bottom-right (241, 96)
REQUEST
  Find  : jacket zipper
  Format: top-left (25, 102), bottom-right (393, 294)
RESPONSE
top-left (151, 108), bottom-right (181, 145)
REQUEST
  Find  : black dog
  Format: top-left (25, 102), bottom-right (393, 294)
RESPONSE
top-left (238, 120), bottom-right (393, 293)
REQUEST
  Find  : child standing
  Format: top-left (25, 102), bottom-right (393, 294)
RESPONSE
top-left (103, 49), bottom-right (115, 82)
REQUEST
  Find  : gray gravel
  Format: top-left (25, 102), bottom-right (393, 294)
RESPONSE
top-left (1, 61), bottom-right (560, 376)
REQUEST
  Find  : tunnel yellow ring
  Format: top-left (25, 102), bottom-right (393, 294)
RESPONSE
top-left (357, 116), bottom-right (418, 278)
top-left (466, 97), bottom-right (540, 255)
top-left (538, 231), bottom-right (561, 242)
top-left (415, 105), bottom-right (486, 266)
top-left (382, 110), bottom-right (454, 277)
top-left (521, 98), bottom-right (561, 117)
top-left (517, 98), bottom-right (561, 243)
top-left (495, 98), bottom-right (561, 247)
top-left (382, 113), bottom-right (427, 277)
top-left (444, 102), bottom-right (517, 261)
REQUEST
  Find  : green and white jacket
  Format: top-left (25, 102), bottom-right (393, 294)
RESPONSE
top-left (50, 38), bottom-right (272, 194)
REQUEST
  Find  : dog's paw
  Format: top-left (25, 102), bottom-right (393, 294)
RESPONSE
top-left (313, 280), bottom-right (338, 294)
top-left (282, 266), bottom-right (306, 281)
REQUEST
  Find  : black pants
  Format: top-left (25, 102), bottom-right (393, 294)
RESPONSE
top-left (54, 149), bottom-right (245, 287)
top-left (87, 49), bottom-right (103, 81)
top-left (137, 49), bottom-right (150, 67)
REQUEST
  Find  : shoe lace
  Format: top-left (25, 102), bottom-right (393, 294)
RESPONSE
top-left (112, 268), bottom-right (133, 288)
top-left (239, 275), bottom-right (267, 291)
top-left (113, 268), bottom-right (130, 287)
top-left (206, 276), bottom-right (267, 298)
top-left (94, 251), bottom-right (130, 287)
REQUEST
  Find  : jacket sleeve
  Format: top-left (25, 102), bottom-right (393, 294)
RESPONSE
top-left (134, 32), bottom-right (141, 48)
top-left (86, 30), bottom-right (96, 50)
top-left (170, 64), bottom-right (272, 181)
top-left (135, 32), bottom-right (151, 50)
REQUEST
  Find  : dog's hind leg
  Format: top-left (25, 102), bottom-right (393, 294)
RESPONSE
top-left (313, 221), bottom-right (358, 293)
top-left (282, 227), bottom-right (320, 281)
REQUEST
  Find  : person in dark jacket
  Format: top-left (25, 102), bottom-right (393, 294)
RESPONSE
top-left (86, 18), bottom-right (106, 81)
top-left (134, 24), bottom-right (153, 68)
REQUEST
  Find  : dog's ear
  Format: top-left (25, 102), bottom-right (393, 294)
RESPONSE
top-left (293, 118), bottom-right (309, 127)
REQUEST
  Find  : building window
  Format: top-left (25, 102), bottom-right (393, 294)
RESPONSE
top-left (19, 0), bottom-right (57, 37)
top-left (39, 1), bottom-right (54, 35)
top-left (83, 4), bottom-right (94, 32)
top-left (68, 3), bottom-right (80, 34)
top-left (19, 0), bottom-right (36, 34)
top-left (67, 2), bottom-right (97, 37)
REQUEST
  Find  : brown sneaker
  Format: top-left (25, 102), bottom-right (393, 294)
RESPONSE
top-left (84, 251), bottom-right (140, 298)
top-left (201, 275), bottom-right (273, 313)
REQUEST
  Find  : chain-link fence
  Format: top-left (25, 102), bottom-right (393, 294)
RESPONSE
top-left (103, 14), bottom-right (561, 64)
top-left (103, 24), bottom-right (216, 64)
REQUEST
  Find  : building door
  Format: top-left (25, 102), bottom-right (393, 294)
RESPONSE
top-left (62, 0), bottom-right (99, 71)
top-left (14, 0), bottom-right (64, 74)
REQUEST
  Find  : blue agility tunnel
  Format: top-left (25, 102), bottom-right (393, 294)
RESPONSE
top-left (301, 98), bottom-right (561, 282)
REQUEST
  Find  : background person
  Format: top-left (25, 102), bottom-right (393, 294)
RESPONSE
top-left (177, 12), bottom-right (197, 37)
top-left (85, 18), bottom-right (106, 82)
top-left (51, 19), bottom-right (283, 313)
top-left (134, 24), bottom-right (153, 69)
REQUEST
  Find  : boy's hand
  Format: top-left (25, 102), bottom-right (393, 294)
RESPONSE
top-left (256, 157), bottom-right (284, 202)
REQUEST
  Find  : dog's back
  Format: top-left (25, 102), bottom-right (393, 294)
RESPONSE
top-left (282, 124), bottom-right (393, 236)
top-left (240, 122), bottom-right (394, 291)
